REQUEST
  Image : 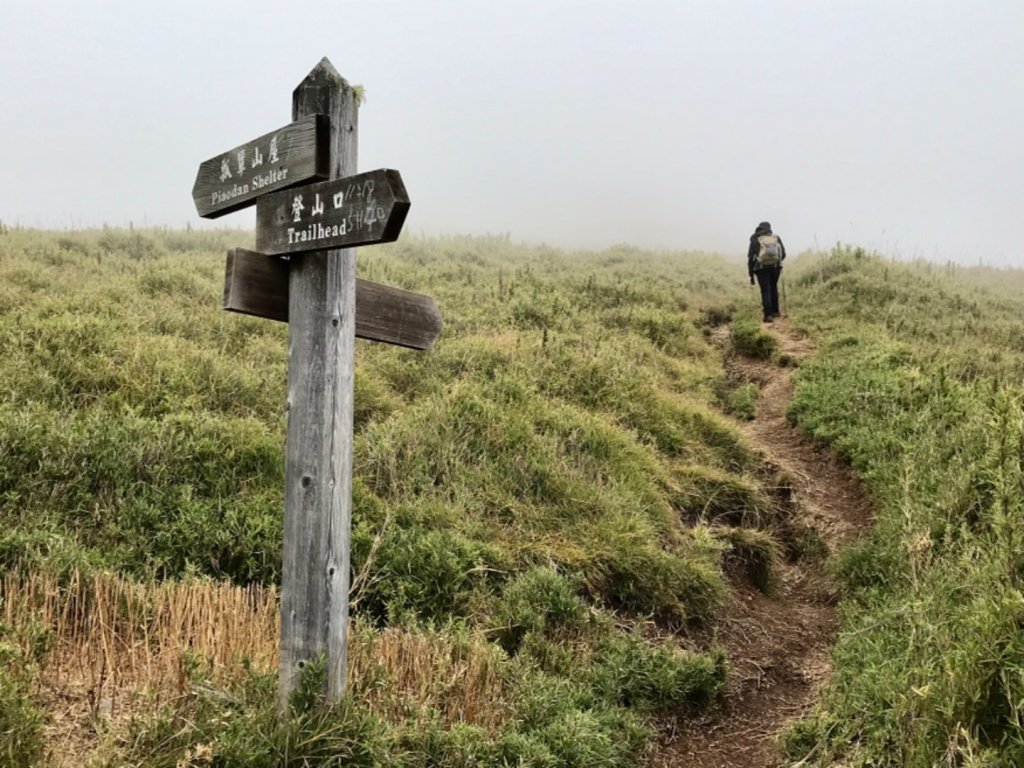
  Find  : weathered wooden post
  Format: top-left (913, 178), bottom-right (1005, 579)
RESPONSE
top-left (279, 58), bottom-right (357, 707)
top-left (191, 57), bottom-right (440, 712)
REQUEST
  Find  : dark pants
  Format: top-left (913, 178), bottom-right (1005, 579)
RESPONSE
top-left (755, 267), bottom-right (782, 318)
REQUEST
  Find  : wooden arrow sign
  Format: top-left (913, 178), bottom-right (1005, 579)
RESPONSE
top-left (192, 115), bottom-right (330, 218)
top-left (223, 249), bottom-right (442, 350)
top-left (254, 169), bottom-right (410, 256)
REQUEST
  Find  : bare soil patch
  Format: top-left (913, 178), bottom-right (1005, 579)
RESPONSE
top-left (648, 318), bottom-right (873, 768)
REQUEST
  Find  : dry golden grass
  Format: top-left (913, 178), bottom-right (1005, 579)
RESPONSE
top-left (1, 570), bottom-right (278, 702)
top-left (349, 625), bottom-right (509, 730)
top-left (0, 570), bottom-right (510, 764)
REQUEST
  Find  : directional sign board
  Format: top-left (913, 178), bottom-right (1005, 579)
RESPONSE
top-left (254, 168), bottom-right (410, 256)
top-left (222, 248), bottom-right (442, 349)
top-left (192, 115), bottom-right (329, 218)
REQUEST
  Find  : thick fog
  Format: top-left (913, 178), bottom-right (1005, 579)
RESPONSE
top-left (2, 1), bottom-right (1021, 264)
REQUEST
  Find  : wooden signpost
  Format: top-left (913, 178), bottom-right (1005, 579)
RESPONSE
top-left (192, 57), bottom-right (440, 711)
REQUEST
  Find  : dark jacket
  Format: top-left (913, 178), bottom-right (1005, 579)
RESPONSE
top-left (748, 224), bottom-right (786, 278)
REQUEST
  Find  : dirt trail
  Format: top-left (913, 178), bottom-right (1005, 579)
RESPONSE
top-left (649, 318), bottom-right (874, 768)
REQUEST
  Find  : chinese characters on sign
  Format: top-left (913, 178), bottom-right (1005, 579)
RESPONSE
top-left (288, 176), bottom-right (385, 230)
top-left (192, 115), bottom-right (328, 218)
top-left (255, 169), bottom-right (410, 256)
top-left (216, 140), bottom-right (279, 184)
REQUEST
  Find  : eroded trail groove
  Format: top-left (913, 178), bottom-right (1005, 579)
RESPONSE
top-left (651, 319), bottom-right (874, 768)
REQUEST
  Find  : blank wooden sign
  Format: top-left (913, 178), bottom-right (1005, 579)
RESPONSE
top-left (223, 248), bottom-right (442, 350)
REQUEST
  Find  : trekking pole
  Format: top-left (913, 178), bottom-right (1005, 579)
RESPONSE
top-left (780, 272), bottom-right (788, 317)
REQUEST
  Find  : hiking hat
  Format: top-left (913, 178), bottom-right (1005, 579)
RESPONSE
top-left (757, 221), bottom-right (771, 230)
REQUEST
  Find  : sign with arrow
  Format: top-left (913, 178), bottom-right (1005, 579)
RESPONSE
top-left (254, 168), bottom-right (410, 256)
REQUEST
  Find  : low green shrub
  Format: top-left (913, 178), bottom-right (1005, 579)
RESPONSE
top-left (591, 632), bottom-right (727, 714)
top-left (356, 525), bottom-right (510, 626)
top-left (730, 318), bottom-right (777, 360)
top-left (591, 543), bottom-right (725, 624)
top-left (105, 666), bottom-right (388, 768)
top-left (493, 567), bottom-right (589, 653)
top-left (721, 381), bottom-right (759, 420)
top-left (698, 303), bottom-right (735, 328)
top-left (669, 464), bottom-right (769, 527)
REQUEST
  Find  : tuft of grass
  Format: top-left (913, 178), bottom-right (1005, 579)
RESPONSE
top-left (102, 665), bottom-right (389, 768)
top-left (697, 302), bottom-right (735, 328)
top-left (670, 463), bottom-right (772, 528)
top-left (590, 632), bottom-right (728, 714)
top-left (789, 524), bottom-right (829, 563)
top-left (730, 317), bottom-right (778, 359)
top-left (711, 526), bottom-right (781, 593)
top-left (721, 381), bottom-right (759, 420)
top-left (492, 567), bottom-right (589, 654)
top-left (588, 542), bottom-right (727, 625)
top-left (0, 621), bottom-right (48, 767)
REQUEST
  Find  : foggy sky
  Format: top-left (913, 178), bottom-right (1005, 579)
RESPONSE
top-left (2, 1), bottom-right (1021, 265)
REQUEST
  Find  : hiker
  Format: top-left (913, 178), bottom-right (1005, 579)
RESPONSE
top-left (748, 221), bottom-right (786, 322)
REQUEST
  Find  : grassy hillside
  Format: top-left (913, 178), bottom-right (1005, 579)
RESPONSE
top-left (782, 247), bottom-right (1024, 767)
top-left (0, 227), bottom-right (786, 766)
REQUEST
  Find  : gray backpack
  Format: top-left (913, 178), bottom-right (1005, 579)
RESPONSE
top-left (756, 234), bottom-right (782, 267)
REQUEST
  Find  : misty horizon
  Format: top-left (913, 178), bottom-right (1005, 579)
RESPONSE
top-left (2, 1), bottom-right (1021, 266)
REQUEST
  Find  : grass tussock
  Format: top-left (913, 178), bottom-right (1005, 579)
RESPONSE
top-left (0, 620), bottom-right (47, 767)
top-left (730, 316), bottom-right (778, 360)
top-left (710, 526), bottom-right (781, 594)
